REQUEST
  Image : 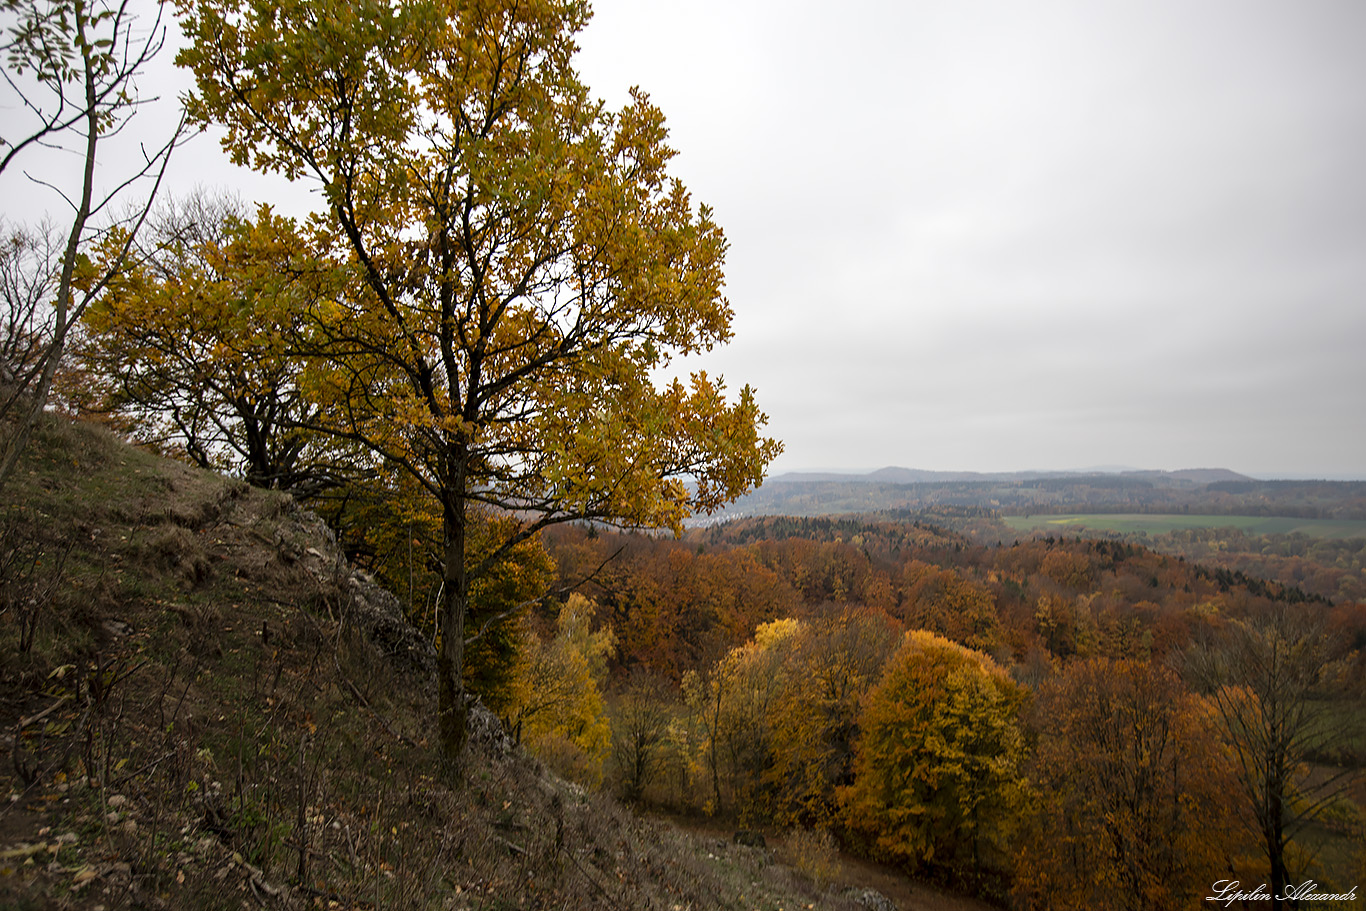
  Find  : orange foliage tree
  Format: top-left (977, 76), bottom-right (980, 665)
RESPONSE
top-left (897, 562), bottom-right (1002, 654)
top-left (1012, 658), bottom-right (1244, 911)
top-left (544, 527), bottom-right (799, 680)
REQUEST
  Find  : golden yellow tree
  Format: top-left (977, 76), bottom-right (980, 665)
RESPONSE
top-left (176, 0), bottom-right (780, 759)
top-left (508, 593), bottom-right (614, 784)
top-left (71, 200), bottom-right (354, 492)
top-left (766, 608), bottom-right (900, 828)
top-left (682, 617), bottom-right (800, 817)
top-left (841, 630), bottom-right (1027, 892)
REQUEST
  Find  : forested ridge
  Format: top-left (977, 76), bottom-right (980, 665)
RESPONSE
top-left (1072, 526), bottom-right (1366, 604)
top-left (533, 517), bottom-right (1366, 905)
top-left (546, 515), bottom-right (1344, 680)
top-left (718, 474), bottom-right (1366, 521)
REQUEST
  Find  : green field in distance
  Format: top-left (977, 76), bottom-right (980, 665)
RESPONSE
top-left (1000, 514), bottom-right (1366, 539)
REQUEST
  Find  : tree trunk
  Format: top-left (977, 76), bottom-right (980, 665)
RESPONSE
top-left (1268, 699), bottom-right (1288, 909)
top-left (709, 676), bottom-right (725, 815)
top-left (1269, 797), bottom-right (1287, 910)
top-left (437, 483), bottom-right (469, 762)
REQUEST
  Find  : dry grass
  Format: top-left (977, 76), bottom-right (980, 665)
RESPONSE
top-left (786, 827), bottom-right (843, 891)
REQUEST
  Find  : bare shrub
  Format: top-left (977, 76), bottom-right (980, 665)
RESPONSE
top-left (0, 223), bottom-right (60, 421)
top-left (609, 669), bottom-right (672, 801)
top-left (0, 505), bottom-right (76, 653)
top-left (787, 826), bottom-right (842, 891)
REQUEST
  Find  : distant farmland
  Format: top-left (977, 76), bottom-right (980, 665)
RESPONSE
top-left (1001, 514), bottom-right (1366, 539)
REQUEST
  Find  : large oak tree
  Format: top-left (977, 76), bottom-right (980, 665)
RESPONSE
top-left (175, 0), bottom-right (779, 760)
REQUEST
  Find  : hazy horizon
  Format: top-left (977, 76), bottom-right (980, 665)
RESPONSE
top-left (770, 464), bottom-right (1366, 482)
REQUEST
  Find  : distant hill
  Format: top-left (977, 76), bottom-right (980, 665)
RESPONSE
top-left (702, 466), bottom-right (1366, 523)
top-left (1120, 468), bottom-right (1254, 485)
top-left (770, 466), bottom-right (1257, 486)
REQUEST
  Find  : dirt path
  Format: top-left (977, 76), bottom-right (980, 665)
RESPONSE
top-left (649, 812), bottom-right (1000, 911)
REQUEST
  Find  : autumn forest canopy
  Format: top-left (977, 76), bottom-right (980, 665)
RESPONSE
top-left (2, 0), bottom-right (1364, 909)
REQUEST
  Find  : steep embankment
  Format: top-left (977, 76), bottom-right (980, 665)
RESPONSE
top-left (0, 414), bottom-right (987, 911)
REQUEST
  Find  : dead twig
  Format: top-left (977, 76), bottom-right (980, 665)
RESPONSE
top-left (16, 694), bottom-right (71, 729)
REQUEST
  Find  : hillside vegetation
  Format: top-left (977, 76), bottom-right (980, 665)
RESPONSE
top-left (6, 416), bottom-right (1366, 910)
top-left (11, 0), bottom-right (1362, 907)
top-left (0, 414), bottom-right (958, 911)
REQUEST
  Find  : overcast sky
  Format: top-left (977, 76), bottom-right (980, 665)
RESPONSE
top-left (573, 0), bottom-right (1366, 479)
top-left (6, 1), bottom-right (1365, 479)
